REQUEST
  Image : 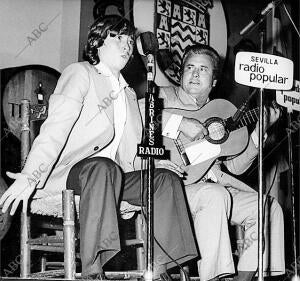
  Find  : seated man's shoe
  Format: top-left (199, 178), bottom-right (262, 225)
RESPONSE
top-left (0, 177), bottom-right (12, 240)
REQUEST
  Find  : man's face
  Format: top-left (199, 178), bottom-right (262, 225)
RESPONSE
top-left (181, 53), bottom-right (217, 106)
top-left (99, 32), bottom-right (134, 73)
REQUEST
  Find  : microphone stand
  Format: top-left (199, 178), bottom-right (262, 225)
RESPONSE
top-left (240, 3), bottom-right (299, 281)
top-left (240, 16), bottom-right (268, 281)
top-left (239, 3), bottom-right (287, 279)
top-left (257, 28), bottom-right (265, 281)
top-left (145, 58), bottom-right (155, 281)
top-left (287, 107), bottom-right (298, 280)
top-left (137, 53), bottom-right (166, 281)
top-left (258, 27), bottom-right (265, 281)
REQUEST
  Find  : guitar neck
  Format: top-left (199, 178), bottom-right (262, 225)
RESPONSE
top-left (236, 108), bottom-right (259, 128)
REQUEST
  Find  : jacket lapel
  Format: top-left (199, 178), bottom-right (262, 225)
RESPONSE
top-left (85, 63), bottom-right (143, 171)
top-left (125, 86), bottom-right (143, 146)
top-left (88, 64), bottom-right (114, 124)
top-left (118, 87), bottom-right (143, 171)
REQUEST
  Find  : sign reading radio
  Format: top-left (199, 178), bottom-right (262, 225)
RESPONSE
top-left (235, 52), bottom-right (294, 90)
top-left (137, 89), bottom-right (167, 158)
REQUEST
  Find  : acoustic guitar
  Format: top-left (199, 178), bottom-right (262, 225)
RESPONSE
top-left (164, 99), bottom-right (261, 185)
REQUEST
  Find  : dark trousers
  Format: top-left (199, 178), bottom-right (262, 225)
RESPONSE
top-left (66, 157), bottom-right (197, 276)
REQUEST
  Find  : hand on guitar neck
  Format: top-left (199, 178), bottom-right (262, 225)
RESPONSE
top-left (254, 104), bottom-right (281, 136)
top-left (179, 117), bottom-right (208, 141)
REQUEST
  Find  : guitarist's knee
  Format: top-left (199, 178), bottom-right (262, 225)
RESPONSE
top-left (200, 183), bottom-right (231, 209)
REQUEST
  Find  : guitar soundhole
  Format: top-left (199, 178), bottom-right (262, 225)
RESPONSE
top-left (204, 117), bottom-right (229, 144)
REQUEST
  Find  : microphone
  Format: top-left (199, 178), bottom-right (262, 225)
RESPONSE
top-left (136, 32), bottom-right (159, 56)
top-left (136, 32), bottom-right (159, 81)
top-left (239, 1), bottom-right (277, 35)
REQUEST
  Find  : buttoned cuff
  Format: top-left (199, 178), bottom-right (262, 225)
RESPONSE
top-left (162, 114), bottom-right (183, 139)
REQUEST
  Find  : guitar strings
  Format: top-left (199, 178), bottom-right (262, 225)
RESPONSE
top-left (207, 122), bottom-right (226, 139)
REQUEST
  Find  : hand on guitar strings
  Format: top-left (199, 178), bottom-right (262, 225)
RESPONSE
top-left (179, 117), bottom-right (208, 141)
top-left (156, 160), bottom-right (186, 178)
top-left (254, 105), bottom-right (281, 136)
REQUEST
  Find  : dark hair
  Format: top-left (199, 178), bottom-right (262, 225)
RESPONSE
top-left (181, 43), bottom-right (221, 80)
top-left (83, 15), bottom-right (136, 65)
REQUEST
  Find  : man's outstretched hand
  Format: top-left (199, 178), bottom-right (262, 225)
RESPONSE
top-left (0, 172), bottom-right (36, 216)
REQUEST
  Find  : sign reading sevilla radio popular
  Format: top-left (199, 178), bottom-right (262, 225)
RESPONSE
top-left (276, 80), bottom-right (300, 112)
top-left (235, 52), bottom-right (294, 90)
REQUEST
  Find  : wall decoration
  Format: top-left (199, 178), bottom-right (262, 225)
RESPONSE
top-left (155, 0), bottom-right (212, 84)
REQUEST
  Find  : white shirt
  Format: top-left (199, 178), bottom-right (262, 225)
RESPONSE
top-left (94, 62), bottom-right (127, 161)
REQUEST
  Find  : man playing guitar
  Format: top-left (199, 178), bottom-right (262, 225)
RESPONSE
top-left (140, 43), bottom-right (284, 281)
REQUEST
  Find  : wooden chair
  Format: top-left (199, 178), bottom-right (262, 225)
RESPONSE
top-left (19, 99), bottom-right (145, 279)
top-left (20, 191), bottom-right (145, 279)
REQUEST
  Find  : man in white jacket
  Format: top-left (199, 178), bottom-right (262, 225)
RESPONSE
top-left (0, 16), bottom-right (198, 279)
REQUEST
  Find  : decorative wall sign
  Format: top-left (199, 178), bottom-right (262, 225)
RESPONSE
top-left (155, 0), bottom-right (212, 84)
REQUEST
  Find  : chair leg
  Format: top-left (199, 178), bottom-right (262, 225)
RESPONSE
top-left (20, 212), bottom-right (31, 277)
top-left (20, 99), bottom-right (31, 277)
top-left (135, 213), bottom-right (145, 270)
top-left (63, 190), bottom-right (76, 279)
top-left (40, 255), bottom-right (47, 272)
top-left (40, 233), bottom-right (47, 272)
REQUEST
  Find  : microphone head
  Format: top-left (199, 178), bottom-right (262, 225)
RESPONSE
top-left (136, 32), bottom-right (159, 56)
